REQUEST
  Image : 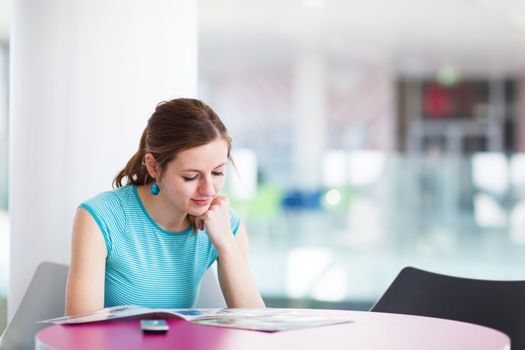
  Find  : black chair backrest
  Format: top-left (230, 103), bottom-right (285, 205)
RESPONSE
top-left (371, 266), bottom-right (525, 350)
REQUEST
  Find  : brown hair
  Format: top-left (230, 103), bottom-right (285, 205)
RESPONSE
top-left (113, 98), bottom-right (232, 188)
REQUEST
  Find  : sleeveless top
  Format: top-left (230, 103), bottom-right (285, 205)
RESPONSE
top-left (79, 185), bottom-right (240, 308)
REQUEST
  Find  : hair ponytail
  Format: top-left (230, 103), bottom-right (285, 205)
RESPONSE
top-left (113, 128), bottom-right (151, 188)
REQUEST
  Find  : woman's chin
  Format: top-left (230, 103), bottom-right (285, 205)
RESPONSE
top-left (187, 206), bottom-right (209, 217)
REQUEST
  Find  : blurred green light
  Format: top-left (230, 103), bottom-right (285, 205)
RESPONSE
top-left (437, 66), bottom-right (460, 86)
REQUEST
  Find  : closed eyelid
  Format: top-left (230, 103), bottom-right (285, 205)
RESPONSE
top-left (181, 167), bottom-right (225, 175)
top-left (182, 175), bottom-right (198, 181)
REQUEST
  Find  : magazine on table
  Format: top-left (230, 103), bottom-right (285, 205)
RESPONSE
top-left (39, 305), bottom-right (353, 332)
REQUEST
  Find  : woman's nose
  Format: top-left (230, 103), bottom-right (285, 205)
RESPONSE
top-left (198, 177), bottom-right (215, 196)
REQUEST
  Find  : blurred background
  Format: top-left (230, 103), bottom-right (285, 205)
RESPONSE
top-left (3, 0), bottom-right (525, 335)
top-left (0, 0), bottom-right (9, 334)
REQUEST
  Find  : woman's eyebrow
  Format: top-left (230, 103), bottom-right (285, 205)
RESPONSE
top-left (181, 163), bottom-right (226, 172)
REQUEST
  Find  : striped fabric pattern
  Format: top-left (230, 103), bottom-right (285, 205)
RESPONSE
top-left (79, 185), bottom-right (240, 308)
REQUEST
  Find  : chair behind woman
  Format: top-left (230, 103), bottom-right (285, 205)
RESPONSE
top-left (1, 261), bottom-right (225, 350)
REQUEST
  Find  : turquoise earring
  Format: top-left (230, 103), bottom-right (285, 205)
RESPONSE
top-left (150, 183), bottom-right (160, 196)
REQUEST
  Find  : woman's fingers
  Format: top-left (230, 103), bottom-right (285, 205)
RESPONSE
top-left (195, 196), bottom-right (231, 241)
top-left (208, 196), bottom-right (228, 212)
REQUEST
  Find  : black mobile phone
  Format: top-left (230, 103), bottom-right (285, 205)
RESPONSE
top-left (140, 319), bottom-right (170, 333)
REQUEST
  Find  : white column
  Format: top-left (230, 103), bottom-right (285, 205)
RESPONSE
top-left (9, 0), bottom-right (197, 320)
top-left (0, 45), bottom-right (7, 210)
top-left (291, 47), bottom-right (327, 190)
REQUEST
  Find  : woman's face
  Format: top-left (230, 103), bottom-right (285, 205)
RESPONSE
top-left (158, 138), bottom-right (229, 217)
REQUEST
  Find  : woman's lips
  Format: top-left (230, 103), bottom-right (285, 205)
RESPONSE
top-left (191, 199), bottom-right (210, 206)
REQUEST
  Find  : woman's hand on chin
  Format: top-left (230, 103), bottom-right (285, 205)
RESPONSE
top-left (195, 195), bottom-right (234, 250)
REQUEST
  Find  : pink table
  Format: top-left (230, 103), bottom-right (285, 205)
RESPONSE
top-left (35, 309), bottom-right (510, 350)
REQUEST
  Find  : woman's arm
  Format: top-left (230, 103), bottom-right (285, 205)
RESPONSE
top-left (196, 195), bottom-right (265, 308)
top-left (216, 223), bottom-right (266, 308)
top-left (64, 208), bottom-right (107, 316)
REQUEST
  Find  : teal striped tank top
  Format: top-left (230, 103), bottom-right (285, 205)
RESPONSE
top-left (79, 185), bottom-right (240, 308)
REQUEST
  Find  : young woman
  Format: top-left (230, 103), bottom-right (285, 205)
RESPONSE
top-left (65, 98), bottom-right (265, 316)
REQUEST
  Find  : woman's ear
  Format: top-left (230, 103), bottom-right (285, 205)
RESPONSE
top-left (144, 153), bottom-right (159, 179)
